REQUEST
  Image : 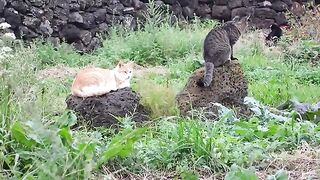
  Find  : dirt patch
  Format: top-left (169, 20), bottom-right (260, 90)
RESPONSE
top-left (132, 63), bottom-right (168, 78)
top-left (37, 64), bottom-right (78, 80)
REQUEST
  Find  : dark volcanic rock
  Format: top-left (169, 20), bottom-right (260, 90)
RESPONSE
top-left (195, 4), bottom-right (211, 17)
top-left (212, 5), bottom-right (231, 20)
top-left (251, 17), bottom-right (275, 29)
top-left (0, 0), bottom-right (297, 53)
top-left (11, 0), bottom-right (29, 14)
top-left (65, 88), bottom-right (150, 128)
top-left (39, 20), bottom-right (53, 37)
top-left (271, 0), bottom-right (289, 12)
top-left (253, 7), bottom-right (277, 19)
top-left (0, 0), bottom-right (6, 14)
top-left (4, 8), bottom-right (22, 29)
top-left (60, 24), bottom-right (81, 43)
top-left (176, 61), bottom-right (249, 117)
top-left (79, 30), bottom-right (92, 46)
top-left (18, 25), bottom-right (39, 40)
top-left (228, 0), bottom-right (243, 9)
top-left (69, 12), bottom-right (84, 23)
top-left (23, 16), bottom-right (41, 30)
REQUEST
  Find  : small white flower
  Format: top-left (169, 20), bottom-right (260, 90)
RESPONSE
top-left (0, 22), bottom-right (11, 30)
top-left (3, 32), bottom-right (16, 40)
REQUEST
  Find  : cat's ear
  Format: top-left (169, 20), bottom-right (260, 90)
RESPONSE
top-left (232, 16), bottom-right (241, 23)
top-left (117, 60), bottom-right (124, 68)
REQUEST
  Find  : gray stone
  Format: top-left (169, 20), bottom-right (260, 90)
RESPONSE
top-left (86, 37), bottom-right (101, 52)
top-left (60, 24), bottom-right (81, 43)
top-left (72, 41), bottom-right (86, 52)
top-left (0, 0), bottom-right (6, 14)
top-left (94, 9), bottom-right (107, 23)
top-left (231, 7), bottom-right (251, 19)
top-left (212, 5), bottom-right (231, 20)
top-left (69, 3), bottom-right (81, 11)
top-left (251, 17), bottom-right (275, 28)
top-left (195, 3), bottom-right (211, 17)
top-left (253, 7), bottom-right (277, 19)
top-left (214, 0), bottom-right (227, 5)
top-left (162, 0), bottom-right (177, 5)
top-left (28, 0), bottom-right (44, 7)
top-left (275, 12), bottom-right (287, 25)
top-left (228, 0), bottom-right (243, 9)
top-left (281, 0), bottom-right (293, 6)
top-left (182, 6), bottom-right (194, 19)
top-left (18, 25), bottom-right (39, 40)
top-left (271, 0), bottom-right (289, 12)
top-left (53, 7), bottom-right (69, 22)
top-left (51, 18), bottom-right (67, 32)
top-left (80, 30), bottom-right (92, 46)
top-left (97, 22), bottom-right (110, 37)
top-left (120, 0), bottom-right (133, 7)
top-left (29, 6), bottom-right (45, 18)
top-left (11, 0), bottom-right (28, 14)
top-left (39, 20), bottom-right (53, 37)
top-left (23, 16), bottom-right (41, 30)
top-left (43, 8), bottom-right (54, 21)
top-left (69, 12), bottom-right (84, 23)
top-left (107, 3), bottom-right (125, 15)
top-left (80, 13), bottom-right (96, 29)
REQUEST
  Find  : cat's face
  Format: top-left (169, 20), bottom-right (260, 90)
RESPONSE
top-left (114, 61), bottom-right (133, 82)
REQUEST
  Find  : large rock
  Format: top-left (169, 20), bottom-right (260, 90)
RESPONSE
top-left (0, 0), bottom-right (6, 14)
top-left (4, 8), bottom-right (22, 29)
top-left (65, 88), bottom-right (150, 128)
top-left (212, 5), bottom-right (231, 20)
top-left (176, 61), bottom-right (250, 117)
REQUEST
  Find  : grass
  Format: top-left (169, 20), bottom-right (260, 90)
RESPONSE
top-left (1, 5), bottom-right (320, 179)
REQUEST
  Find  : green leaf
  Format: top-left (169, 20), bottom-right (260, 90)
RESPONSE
top-left (58, 127), bottom-right (73, 147)
top-left (57, 110), bottom-right (77, 128)
top-left (11, 121), bottom-right (38, 148)
top-left (225, 164), bottom-right (258, 180)
top-left (98, 127), bottom-right (146, 167)
top-left (267, 169), bottom-right (288, 180)
top-left (180, 171), bottom-right (199, 180)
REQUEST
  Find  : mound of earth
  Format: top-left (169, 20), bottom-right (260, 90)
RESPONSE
top-left (176, 61), bottom-right (252, 118)
top-left (65, 87), bottom-right (150, 128)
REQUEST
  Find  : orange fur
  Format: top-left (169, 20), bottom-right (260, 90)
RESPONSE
top-left (71, 61), bottom-right (133, 98)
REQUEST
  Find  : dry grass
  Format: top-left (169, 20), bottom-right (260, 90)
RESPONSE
top-left (286, 5), bottom-right (320, 42)
top-left (256, 142), bottom-right (320, 180)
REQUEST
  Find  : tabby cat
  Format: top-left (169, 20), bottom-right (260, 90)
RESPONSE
top-left (198, 16), bottom-right (248, 87)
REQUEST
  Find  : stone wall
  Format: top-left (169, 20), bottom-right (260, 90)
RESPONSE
top-left (0, 0), bottom-right (314, 52)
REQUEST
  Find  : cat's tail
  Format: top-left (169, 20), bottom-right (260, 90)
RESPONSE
top-left (71, 86), bottom-right (109, 98)
top-left (197, 62), bottom-right (214, 87)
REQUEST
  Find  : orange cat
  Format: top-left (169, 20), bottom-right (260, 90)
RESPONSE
top-left (71, 61), bottom-right (133, 97)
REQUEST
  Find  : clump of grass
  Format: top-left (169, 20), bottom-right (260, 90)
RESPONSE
top-left (133, 78), bottom-right (178, 118)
